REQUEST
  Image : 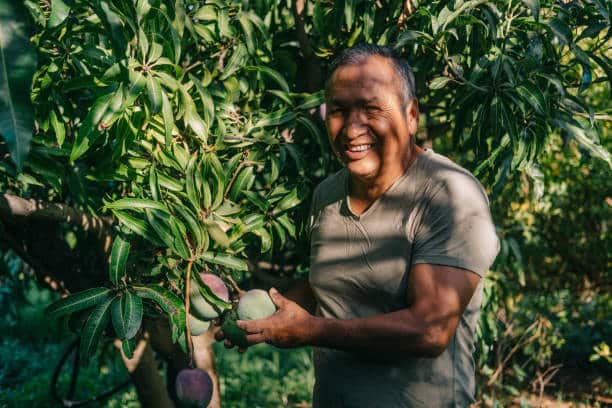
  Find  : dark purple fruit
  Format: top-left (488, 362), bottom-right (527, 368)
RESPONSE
top-left (175, 368), bottom-right (213, 407)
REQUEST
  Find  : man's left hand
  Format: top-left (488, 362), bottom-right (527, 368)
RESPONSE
top-left (237, 288), bottom-right (319, 348)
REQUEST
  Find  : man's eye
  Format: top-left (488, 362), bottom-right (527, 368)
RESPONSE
top-left (365, 106), bottom-right (380, 112)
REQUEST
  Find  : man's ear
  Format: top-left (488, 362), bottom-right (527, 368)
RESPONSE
top-left (406, 98), bottom-right (419, 136)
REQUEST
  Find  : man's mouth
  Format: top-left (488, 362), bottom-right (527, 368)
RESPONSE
top-left (346, 144), bottom-right (374, 152)
top-left (343, 143), bottom-right (375, 160)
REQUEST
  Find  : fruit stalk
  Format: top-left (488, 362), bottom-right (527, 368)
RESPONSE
top-left (185, 260), bottom-right (195, 368)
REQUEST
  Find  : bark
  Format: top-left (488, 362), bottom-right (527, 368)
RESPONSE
top-left (147, 317), bottom-right (222, 408)
top-left (115, 332), bottom-right (175, 408)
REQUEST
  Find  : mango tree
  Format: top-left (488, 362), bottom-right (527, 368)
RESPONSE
top-left (1, 0), bottom-right (609, 406)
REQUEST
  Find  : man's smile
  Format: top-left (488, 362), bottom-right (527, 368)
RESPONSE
top-left (342, 143), bottom-right (376, 160)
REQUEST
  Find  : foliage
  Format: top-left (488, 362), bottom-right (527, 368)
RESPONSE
top-left (0, 0), bottom-right (610, 404)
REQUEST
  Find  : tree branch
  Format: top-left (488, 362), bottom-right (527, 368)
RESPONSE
top-left (0, 193), bottom-right (113, 237)
top-left (292, 0), bottom-right (322, 92)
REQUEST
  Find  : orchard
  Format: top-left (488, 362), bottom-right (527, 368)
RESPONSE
top-left (0, 0), bottom-right (609, 406)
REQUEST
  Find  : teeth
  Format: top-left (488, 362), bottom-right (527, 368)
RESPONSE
top-left (347, 144), bottom-right (372, 152)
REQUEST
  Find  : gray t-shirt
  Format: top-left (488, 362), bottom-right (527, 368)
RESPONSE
top-left (308, 149), bottom-right (499, 407)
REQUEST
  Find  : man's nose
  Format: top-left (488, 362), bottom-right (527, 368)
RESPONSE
top-left (342, 110), bottom-right (367, 139)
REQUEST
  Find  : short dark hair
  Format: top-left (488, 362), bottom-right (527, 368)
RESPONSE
top-left (326, 43), bottom-right (417, 108)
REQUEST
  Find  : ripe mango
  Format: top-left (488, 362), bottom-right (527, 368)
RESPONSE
top-left (190, 273), bottom-right (229, 320)
top-left (175, 368), bottom-right (213, 407)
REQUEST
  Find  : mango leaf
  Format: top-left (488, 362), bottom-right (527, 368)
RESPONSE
top-left (111, 291), bottom-right (143, 340)
top-left (521, 0), bottom-right (540, 22)
top-left (69, 92), bottom-right (114, 162)
top-left (0, 0), bottom-right (37, 169)
top-left (122, 338), bottom-right (137, 359)
top-left (133, 285), bottom-right (185, 339)
top-left (200, 252), bottom-right (248, 271)
top-left (46, 287), bottom-right (113, 318)
top-left (220, 43), bottom-right (247, 80)
top-left (80, 296), bottom-right (115, 361)
top-left (105, 198), bottom-right (170, 213)
top-left (552, 118), bottom-right (611, 167)
top-left (112, 210), bottom-right (163, 246)
top-left (516, 83), bottom-right (546, 116)
top-left (193, 271), bottom-right (231, 310)
top-left (48, 0), bottom-right (70, 28)
top-left (109, 235), bottom-right (130, 286)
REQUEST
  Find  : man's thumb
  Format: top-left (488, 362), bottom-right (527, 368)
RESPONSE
top-left (269, 287), bottom-right (286, 307)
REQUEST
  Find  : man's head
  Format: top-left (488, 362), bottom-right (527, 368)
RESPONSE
top-left (326, 44), bottom-right (416, 112)
top-left (324, 44), bottom-right (420, 186)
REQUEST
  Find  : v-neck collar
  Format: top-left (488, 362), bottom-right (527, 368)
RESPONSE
top-left (343, 149), bottom-right (432, 220)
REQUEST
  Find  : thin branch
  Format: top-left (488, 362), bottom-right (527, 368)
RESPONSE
top-left (185, 260), bottom-right (195, 368)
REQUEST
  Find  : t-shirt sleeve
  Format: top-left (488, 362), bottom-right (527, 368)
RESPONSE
top-left (411, 172), bottom-right (500, 277)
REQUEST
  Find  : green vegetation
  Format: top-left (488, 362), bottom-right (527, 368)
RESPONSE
top-left (0, 0), bottom-right (610, 406)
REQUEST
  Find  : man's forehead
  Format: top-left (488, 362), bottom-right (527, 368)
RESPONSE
top-left (326, 56), bottom-right (398, 93)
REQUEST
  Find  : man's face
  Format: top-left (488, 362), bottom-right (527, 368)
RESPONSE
top-left (325, 56), bottom-right (418, 185)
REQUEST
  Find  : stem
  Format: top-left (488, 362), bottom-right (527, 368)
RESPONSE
top-left (185, 260), bottom-right (195, 367)
top-left (222, 271), bottom-right (245, 297)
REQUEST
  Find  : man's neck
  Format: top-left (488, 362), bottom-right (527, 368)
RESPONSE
top-left (348, 145), bottom-right (423, 214)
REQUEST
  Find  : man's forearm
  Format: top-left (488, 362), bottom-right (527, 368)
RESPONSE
top-left (308, 309), bottom-right (449, 358)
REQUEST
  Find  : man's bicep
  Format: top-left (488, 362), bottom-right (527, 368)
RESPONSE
top-left (406, 263), bottom-right (481, 344)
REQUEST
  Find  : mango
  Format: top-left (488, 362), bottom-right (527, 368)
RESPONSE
top-left (175, 368), bottom-right (213, 407)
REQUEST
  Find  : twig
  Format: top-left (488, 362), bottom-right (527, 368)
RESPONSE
top-left (222, 272), bottom-right (244, 298)
top-left (185, 260), bottom-right (195, 367)
top-left (487, 319), bottom-right (542, 386)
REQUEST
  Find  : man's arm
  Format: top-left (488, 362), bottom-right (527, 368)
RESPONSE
top-left (238, 263), bottom-right (480, 358)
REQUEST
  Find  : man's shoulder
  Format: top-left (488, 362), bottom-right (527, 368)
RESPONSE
top-left (419, 150), bottom-right (488, 202)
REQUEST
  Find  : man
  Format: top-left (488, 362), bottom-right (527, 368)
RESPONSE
top-left (218, 44), bottom-right (500, 407)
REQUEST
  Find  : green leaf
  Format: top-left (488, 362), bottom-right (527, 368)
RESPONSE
top-left (49, 110), bottom-right (65, 146)
top-left (247, 66), bottom-right (290, 93)
top-left (344, 0), bottom-right (356, 30)
top-left (146, 75), bottom-right (162, 114)
top-left (296, 91), bottom-right (325, 110)
top-left (112, 210), bottom-right (163, 245)
top-left (204, 219), bottom-right (230, 248)
top-left (516, 83), bottom-right (546, 116)
top-left (133, 285), bottom-right (185, 330)
top-left (521, 0), bottom-right (540, 22)
top-left (253, 110), bottom-right (296, 129)
top-left (48, 0), bottom-right (70, 28)
top-left (228, 166), bottom-right (254, 201)
top-left (190, 74), bottom-right (214, 126)
top-left (161, 91), bottom-right (174, 146)
top-left (105, 198), bottom-right (170, 213)
top-left (46, 287), bottom-right (113, 318)
top-left (0, 0), bottom-right (37, 169)
top-left (429, 76), bottom-right (451, 90)
top-left (238, 12), bottom-right (256, 54)
top-left (80, 296), bottom-right (115, 361)
top-left (111, 291), bottom-right (143, 340)
top-left (552, 118), bottom-right (611, 167)
top-left (272, 187), bottom-right (303, 215)
top-left (200, 252), bottom-right (248, 271)
top-left (549, 18), bottom-right (572, 45)
top-left (254, 227), bottom-right (272, 253)
top-left (109, 236), bottom-right (130, 286)
top-left (122, 338), bottom-right (137, 359)
top-left (193, 271), bottom-right (231, 310)
top-left (220, 43), bottom-right (247, 81)
top-left (70, 92), bottom-right (113, 162)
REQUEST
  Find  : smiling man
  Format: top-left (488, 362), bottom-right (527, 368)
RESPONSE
top-left (219, 44), bottom-right (500, 407)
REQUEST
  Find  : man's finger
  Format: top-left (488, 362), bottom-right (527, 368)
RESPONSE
top-left (269, 287), bottom-right (288, 308)
top-left (245, 332), bottom-right (267, 345)
top-left (237, 319), bottom-right (265, 333)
